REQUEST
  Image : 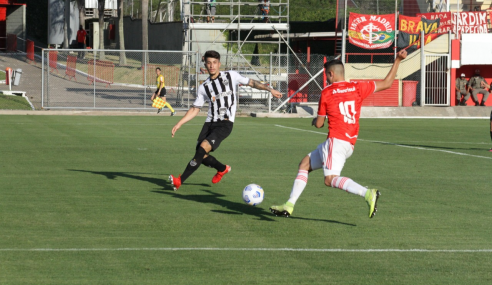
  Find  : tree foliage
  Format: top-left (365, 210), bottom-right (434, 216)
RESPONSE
top-left (290, 0), bottom-right (337, 22)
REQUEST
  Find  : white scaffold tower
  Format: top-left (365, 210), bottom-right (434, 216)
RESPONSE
top-left (178, 0), bottom-right (290, 112)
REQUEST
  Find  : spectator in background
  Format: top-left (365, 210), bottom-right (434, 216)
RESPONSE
top-left (455, 73), bottom-right (470, 106)
top-left (206, 0), bottom-right (216, 23)
top-left (259, 0), bottom-right (270, 23)
top-left (468, 69), bottom-right (489, 106)
top-left (76, 25), bottom-right (87, 59)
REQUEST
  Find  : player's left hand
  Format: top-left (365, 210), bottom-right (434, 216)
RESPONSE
top-left (397, 50), bottom-right (407, 60)
top-left (271, 89), bottom-right (282, 98)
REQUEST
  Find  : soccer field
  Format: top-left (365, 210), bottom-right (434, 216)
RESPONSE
top-left (0, 115), bottom-right (491, 284)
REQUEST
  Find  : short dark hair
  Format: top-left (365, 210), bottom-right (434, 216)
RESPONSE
top-left (79, 25), bottom-right (83, 30)
top-left (324, 59), bottom-right (344, 71)
top-left (156, 67), bottom-right (161, 71)
top-left (204, 50), bottom-right (220, 61)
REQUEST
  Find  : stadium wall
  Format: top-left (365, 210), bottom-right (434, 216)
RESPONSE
top-left (119, 17), bottom-right (182, 51)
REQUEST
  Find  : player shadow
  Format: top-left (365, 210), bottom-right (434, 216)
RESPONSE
top-left (372, 141), bottom-right (488, 152)
top-left (69, 169), bottom-right (356, 225)
top-left (289, 216), bottom-right (356, 226)
top-left (68, 169), bottom-right (210, 192)
top-left (152, 189), bottom-right (277, 221)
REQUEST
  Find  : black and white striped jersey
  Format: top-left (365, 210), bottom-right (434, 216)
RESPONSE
top-left (194, 70), bottom-right (250, 123)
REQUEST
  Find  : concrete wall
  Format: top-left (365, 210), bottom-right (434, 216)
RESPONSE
top-left (119, 17), bottom-right (183, 51)
top-left (6, 4), bottom-right (25, 50)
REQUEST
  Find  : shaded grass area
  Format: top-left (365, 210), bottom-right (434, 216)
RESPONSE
top-left (0, 94), bottom-right (32, 110)
top-left (0, 116), bottom-right (491, 284)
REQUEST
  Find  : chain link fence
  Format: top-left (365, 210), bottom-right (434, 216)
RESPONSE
top-left (42, 49), bottom-right (298, 112)
top-left (42, 49), bottom-right (197, 111)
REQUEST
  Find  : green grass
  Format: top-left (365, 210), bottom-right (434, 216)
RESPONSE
top-left (0, 116), bottom-right (491, 284)
top-left (0, 71), bottom-right (5, 81)
top-left (0, 94), bottom-right (32, 110)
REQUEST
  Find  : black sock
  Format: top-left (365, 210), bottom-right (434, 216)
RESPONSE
top-left (490, 131), bottom-right (492, 141)
top-left (180, 147), bottom-right (207, 183)
top-left (202, 155), bottom-right (226, 172)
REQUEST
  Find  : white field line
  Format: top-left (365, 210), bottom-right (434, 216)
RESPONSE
top-left (1, 247), bottom-right (492, 253)
top-left (274, 125), bottom-right (492, 160)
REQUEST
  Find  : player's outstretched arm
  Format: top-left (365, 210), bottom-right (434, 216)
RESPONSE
top-left (247, 79), bottom-right (283, 98)
top-left (311, 116), bottom-right (325, 128)
top-left (375, 50), bottom-right (407, 93)
top-left (171, 107), bottom-right (200, 137)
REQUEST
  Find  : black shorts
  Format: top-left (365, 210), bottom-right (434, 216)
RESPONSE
top-left (197, 120), bottom-right (233, 151)
top-left (155, 88), bottom-right (166, 96)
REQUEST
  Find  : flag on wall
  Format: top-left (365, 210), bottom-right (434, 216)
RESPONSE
top-left (417, 12), bottom-right (452, 33)
top-left (421, 17), bottom-right (440, 34)
top-left (398, 14), bottom-right (441, 48)
top-left (348, 12), bottom-right (396, 50)
top-left (452, 12), bottom-right (487, 39)
top-left (397, 31), bottom-right (420, 48)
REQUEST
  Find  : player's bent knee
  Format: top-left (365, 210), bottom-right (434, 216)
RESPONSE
top-left (298, 155), bottom-right (311, 171)
top-left (200, 140), bottom-right (212, 153)
top-left (324, 175), bottom-right (338, 187)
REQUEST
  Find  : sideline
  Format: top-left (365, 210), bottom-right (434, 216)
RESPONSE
top-left (1, 247), bottom-right (491, 253)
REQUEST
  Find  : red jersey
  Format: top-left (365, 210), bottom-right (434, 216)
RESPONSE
top-left (77, 30), bottom-right (87, 43)
top-left (317, 81), bottom-right (376, 145)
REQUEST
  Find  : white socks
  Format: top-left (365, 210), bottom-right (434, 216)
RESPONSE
top-left (287, 170), bottom-right (308, 205)
top-left (331, 176), bottom-right (367, 197)
top-left (287, 172), bottom-right (367, 205)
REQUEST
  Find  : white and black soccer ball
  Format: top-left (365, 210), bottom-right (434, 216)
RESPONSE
top-left (242, 184), bottom-right (264, 206)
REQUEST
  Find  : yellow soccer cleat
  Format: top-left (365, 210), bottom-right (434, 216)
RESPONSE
top-left (365, 189), bottom-right (381, 218)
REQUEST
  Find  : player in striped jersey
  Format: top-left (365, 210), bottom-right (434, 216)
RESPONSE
top-left (270, 50), bottom-right (407, 219)
top-left (169, 50), bottom-right (282, 190)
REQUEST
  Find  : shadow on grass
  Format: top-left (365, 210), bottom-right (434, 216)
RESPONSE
top-left (69, 169), bottom-right (210, 191)
top-left (153, 189), bottom-right (276, 221)
top-left (371, 141), bottom-right (489, 152)
top-left (69, 169), bottom-right (356, 225)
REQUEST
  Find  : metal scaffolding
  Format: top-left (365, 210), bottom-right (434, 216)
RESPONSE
top-left (179, 0), bottom-right (290, 112)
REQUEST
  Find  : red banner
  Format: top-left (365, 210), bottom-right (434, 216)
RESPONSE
top-left (348, 13), bottom-right (395, 50)
top-left (399, 15), bottom-right (422, 34)
top-left (417, 12), bottom-right (452, 33)
top-left (452, 11), bottom-right (487, 39)
top-left (399, 15), bottom-right (442, 48)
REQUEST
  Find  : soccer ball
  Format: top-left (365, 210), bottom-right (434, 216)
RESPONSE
top-left (242, 184), bottom-right (264, 206)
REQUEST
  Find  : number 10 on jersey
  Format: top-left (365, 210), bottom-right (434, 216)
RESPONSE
top-left (339, 101), bottom-right (356, 124)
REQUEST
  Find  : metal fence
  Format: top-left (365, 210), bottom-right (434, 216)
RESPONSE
top-left (42, 49), bottom-right (197, 111)
top-left (42, 49), bottom-right (299, 112)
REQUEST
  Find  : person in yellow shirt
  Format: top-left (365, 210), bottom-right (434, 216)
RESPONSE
top-left (151, 67), bottom-right (176, 115)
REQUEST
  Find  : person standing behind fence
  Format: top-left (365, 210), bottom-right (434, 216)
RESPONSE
top-left (76, 25), bottom-right (87, 59)
top-left (467, 69), bottom-right (489, 106)
top-left (151, 67), bottom-right (176, 116)
top-left (455, 73), bottom-right (470, 106)
top-left (259, 0), bottom-right (270, 23)
top-left (206, 0), bottom-right (216, 23)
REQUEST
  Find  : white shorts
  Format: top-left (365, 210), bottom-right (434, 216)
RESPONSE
top-left (308, 137), bottom-right (354, 176)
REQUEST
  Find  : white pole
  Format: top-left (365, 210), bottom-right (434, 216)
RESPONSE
top-left (394, 0), bottom-right (398, 59)
top-left (41, 49), bottom-right (44, 108)
top-left (420, 29), bottom-right (425, 107)
top-left (341, 29), bottom-right (346, 64)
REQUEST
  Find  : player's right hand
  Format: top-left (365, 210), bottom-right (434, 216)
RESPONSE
top-left (171, 125), bottom-right (180, 137)
top-left (311, 117), bottom-right (317, 126)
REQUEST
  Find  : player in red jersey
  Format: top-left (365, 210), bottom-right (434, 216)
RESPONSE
top-left (271, 50), bottom-right (407, 218)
